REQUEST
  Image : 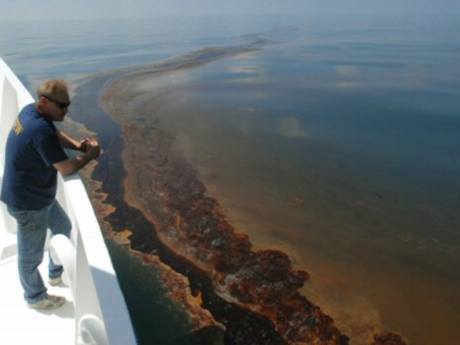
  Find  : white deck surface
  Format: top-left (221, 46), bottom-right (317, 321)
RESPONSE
top-left (0, 254), bottom-right (75, 345)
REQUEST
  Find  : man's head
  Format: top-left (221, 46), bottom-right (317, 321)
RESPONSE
top-left (36, 80), bottom-right (70, 121)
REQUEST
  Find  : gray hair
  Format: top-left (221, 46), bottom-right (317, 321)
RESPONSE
top-left (37, 79), bottom-right (70, 102)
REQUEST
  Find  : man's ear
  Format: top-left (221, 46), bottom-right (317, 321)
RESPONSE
top-left (36, 96), bottom-right (48, 113)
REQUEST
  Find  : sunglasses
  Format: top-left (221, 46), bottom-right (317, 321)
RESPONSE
top-left (43, 95), bottom-right (71, 109)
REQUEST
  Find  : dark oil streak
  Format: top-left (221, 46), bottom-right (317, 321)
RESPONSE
top-left (72, 76), bottom-right (287, 345)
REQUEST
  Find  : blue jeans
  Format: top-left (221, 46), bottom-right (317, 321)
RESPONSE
top-left (7, 200), bottom-right (72, 303)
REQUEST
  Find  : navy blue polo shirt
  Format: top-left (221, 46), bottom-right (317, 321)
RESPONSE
top-left (1, 104), bottom-right (68, 210)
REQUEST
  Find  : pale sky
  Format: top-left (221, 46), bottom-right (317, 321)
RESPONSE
top-left (1, 0), bottom-right (459, 22)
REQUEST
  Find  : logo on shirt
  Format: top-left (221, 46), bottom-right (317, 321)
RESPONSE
top-left (13, 117), bottom-right (24, 135)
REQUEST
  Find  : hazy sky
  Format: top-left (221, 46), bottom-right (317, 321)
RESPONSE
top-left (1, 0), bottom-right (459, 21)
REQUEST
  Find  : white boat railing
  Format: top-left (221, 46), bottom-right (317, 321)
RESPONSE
top-left (0, 57), bottom-right (137, 345)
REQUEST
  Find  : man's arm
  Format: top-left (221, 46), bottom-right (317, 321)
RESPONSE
top-left (53, 140), bottom-right (101, 176)
top-left (57, 131), bottom-right (86, 151)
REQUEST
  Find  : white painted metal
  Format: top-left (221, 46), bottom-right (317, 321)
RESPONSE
top-left (50, 234), bottom-right (77, 297)
top-left (79, 314), bottom-right (109, 345)
top-left (0, 57), bottom-right (137, 345)
top-left (0, 254), bottom-right (75, 345)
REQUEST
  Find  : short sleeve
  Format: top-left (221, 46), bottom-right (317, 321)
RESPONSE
top-left (33, 131), bottom-right (68, 166)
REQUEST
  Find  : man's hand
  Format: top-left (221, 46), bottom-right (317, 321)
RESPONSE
top-left (54, 138), bottom-right (101, 176)
top-left (85, 139), bottom-right (101, 159)
top-left (79, 138), bottom-right (90, 152)
top-left (79, 138), bottom-right (101, 158)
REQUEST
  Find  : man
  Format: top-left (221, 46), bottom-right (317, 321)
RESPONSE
top-left (0, 79), bottom-right (101, 310)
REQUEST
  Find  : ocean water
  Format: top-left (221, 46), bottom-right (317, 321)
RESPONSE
top-left (1, 14), bottom-right (460, 344)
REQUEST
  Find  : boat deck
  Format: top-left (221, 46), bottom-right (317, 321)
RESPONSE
top-left (0, 254), bottom-right (75, 345)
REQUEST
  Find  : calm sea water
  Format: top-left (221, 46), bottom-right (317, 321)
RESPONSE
top-left (1, 14), bottom-right (460, 344)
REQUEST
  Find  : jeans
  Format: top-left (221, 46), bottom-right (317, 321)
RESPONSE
top-left (7, 200), bottom-right (72, 303)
